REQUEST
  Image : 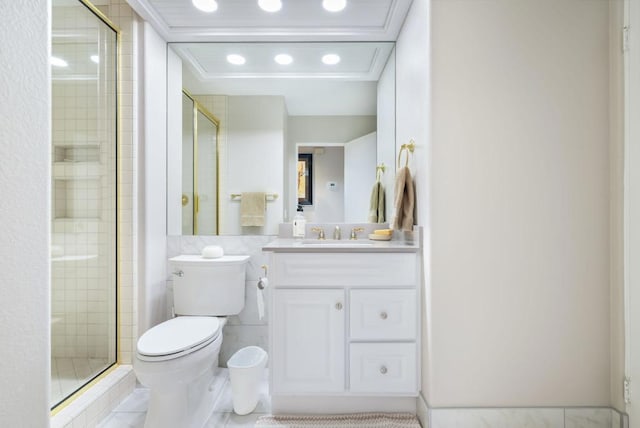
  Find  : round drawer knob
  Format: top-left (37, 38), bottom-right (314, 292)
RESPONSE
top-left (380, 311), bottom-right (388, 320)
top-left (335, 302), bottom-right (343, 310)
top-left (380, 366), bottom-right (388, 374)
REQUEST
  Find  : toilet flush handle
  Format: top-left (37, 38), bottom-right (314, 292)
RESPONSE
top-left (173, 270), bottom-right (184, 277)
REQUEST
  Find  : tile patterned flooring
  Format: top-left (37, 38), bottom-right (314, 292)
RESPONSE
top-left (98, 368), bottom-right (270, 427)
top-left (51, 357), bottom-right (110, 406)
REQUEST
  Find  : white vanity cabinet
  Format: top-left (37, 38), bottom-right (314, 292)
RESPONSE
top-left (266, 249), bottom-right (421, 409)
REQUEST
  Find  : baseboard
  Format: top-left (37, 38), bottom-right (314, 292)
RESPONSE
top-left (416, 393), bottom-right (429, 428)
top-left (426, 406), bottom-right (627, 428)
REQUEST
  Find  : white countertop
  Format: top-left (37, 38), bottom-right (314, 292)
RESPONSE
top-left (262, 237), bottom-right (420, 253)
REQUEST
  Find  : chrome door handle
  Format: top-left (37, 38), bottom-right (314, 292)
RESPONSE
top-left (335, 302), bottom-right (343, 310)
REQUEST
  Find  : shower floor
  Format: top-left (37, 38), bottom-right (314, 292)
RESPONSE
top-left (51, 357), bottom-right (110, 406)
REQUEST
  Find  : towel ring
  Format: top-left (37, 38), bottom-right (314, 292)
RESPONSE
top-left (397, 140), bottom-right (416, 168)
top-left (376, 163), bottom-right (386, 181)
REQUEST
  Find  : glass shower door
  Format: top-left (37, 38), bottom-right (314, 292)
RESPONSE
top-left (50, 0), bottom-right (118, 409)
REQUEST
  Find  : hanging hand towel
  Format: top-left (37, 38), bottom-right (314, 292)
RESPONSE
top-left (392, 166), bottom-right (415, 231)
top-left (367, 181), bottom-right (386, 223)
top-left (240, 192), bottom-right (266, 227)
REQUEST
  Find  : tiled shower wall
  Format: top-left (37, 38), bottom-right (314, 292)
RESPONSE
top-left (167, 235), bottom-right (273, 365)
top-left (108, 0), bottom-right (138, 367)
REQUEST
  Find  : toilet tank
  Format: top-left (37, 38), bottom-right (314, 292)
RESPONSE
top-left (169, 255), bottom-right (250, 316)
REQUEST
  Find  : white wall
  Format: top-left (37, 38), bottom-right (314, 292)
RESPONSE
top-left (395, 0), bottom-right (431, 410)
top-left (427, 0), bottom-right (611, 407)
top-left (377, 49), bottom-right (397, 221)
top-left (226, 96), bottom-right (285, 235)
top-left (0, 1), bottom-right (50, 425)
top-left (138, 22), bottom-right (168, 332)
top-left (609, 0), bottom-right (625, 412)
top-left (626, 0), bottom-right (640, 421)
top-left (167, 47), bottom-right (183, 236)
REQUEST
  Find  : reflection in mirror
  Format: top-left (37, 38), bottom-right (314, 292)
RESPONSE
top-left (167, 42), bottom-right (396, 235)
top-left (297, 153), bottom-right (313, 206)
top-left (181, 91), bottom-right (219, 235)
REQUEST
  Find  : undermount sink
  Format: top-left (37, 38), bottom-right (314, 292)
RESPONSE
top-left (299, 239), bottom-right (374, 247)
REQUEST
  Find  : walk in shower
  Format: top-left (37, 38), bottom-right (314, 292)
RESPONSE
top-left (50, 0), bottom-right (118, 409)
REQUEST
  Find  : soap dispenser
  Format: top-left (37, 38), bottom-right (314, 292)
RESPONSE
top-left (292, 205), bottom-right (306, 238)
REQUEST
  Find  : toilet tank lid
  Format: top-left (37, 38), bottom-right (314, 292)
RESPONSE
top-left (169, 255), bottom-right (250, 265)
top-left (137, 316), bottom-right (221, 357)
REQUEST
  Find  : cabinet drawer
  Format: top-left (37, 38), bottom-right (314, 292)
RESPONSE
top-left (350, 289), bottom-right (417, 340)
top-left (349, 343), bottom-right (417, 394)
top-left (273, 253), bottom-right (417, 287)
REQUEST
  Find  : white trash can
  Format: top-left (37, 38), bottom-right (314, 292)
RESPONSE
top-left (227, 346), bottom-right (268, 415)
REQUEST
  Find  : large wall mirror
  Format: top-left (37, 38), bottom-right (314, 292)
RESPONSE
top-left (167, 42), bottom-right (396, 235)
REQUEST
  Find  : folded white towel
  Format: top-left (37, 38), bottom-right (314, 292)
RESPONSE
top-left (240, 192), bottom-right (266, 227)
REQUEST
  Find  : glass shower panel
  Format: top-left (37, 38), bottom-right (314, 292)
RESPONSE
top-left (51, 0), bottom-right (117, 409)
top-left (196, 111), bottom-right (219, 235)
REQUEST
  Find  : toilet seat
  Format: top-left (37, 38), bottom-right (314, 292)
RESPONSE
top-left (137, 316), bottom-right (221, 362)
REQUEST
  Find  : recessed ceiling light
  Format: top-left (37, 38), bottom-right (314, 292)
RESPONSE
top-left (322, 54), bottom-right (340, 65)
top-left (90, 55), bottom-right (100, 64)
top-left (192, 0), bottom-right (218, 13)
top-left (258, 0), bottom-right (282, 12)
top-left (226, 54), bottom-right (246, 65)
top-left (323, 0), bottom-right (346, 12)
top-left (50, 56), bottom-right (68, 67)
top-left (274, 54), bottom-right (293, 65)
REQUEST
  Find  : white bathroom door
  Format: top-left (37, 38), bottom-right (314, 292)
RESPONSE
top-left (344, 132), bottom-right (377, 222)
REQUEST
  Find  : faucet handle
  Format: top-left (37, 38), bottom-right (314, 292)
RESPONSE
top-left (311, 227), bottom-right (326, 240)
top-left (350, 227), bottom-right (365, 240)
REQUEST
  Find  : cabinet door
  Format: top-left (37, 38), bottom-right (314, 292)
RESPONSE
top-left (272, 289), bottom-right (345, 393)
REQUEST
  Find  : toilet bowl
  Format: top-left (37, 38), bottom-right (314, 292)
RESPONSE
top-left (134, 317), bottom-right (226, 428)
top-left (133, 255), bottom-right (250, 428)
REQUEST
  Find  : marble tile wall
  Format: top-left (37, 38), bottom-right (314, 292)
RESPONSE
top-left (167, 235), bottom-right (275, 365)
top-left (429, 407), bottom-right (626, 428)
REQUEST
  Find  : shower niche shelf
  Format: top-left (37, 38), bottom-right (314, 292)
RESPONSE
top-left (53, 161), bottom-right (103, 179)
top-left (52, 143), bottom-right (104, 221)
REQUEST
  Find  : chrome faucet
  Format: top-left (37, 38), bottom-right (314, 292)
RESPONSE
top-left (333, 226), bottom-right (341, 240)
top-left (350, 227), bottom-right (365, 240)
top-left (311, 227), bottom-right (326, 240)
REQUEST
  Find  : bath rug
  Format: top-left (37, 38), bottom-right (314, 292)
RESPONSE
top-left (255, 412), bottom-right (421, 427)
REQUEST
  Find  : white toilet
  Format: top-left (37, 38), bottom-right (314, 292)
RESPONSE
top-left (134, 254), bottom-right (250, 428)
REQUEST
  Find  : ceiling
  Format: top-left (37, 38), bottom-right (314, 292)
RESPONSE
top-left (126, 0), bottom-right (414, 42)
top-left (126, 0), bottom-right (411, 115)
top-left (177, 41), bottom-right (394, 115)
